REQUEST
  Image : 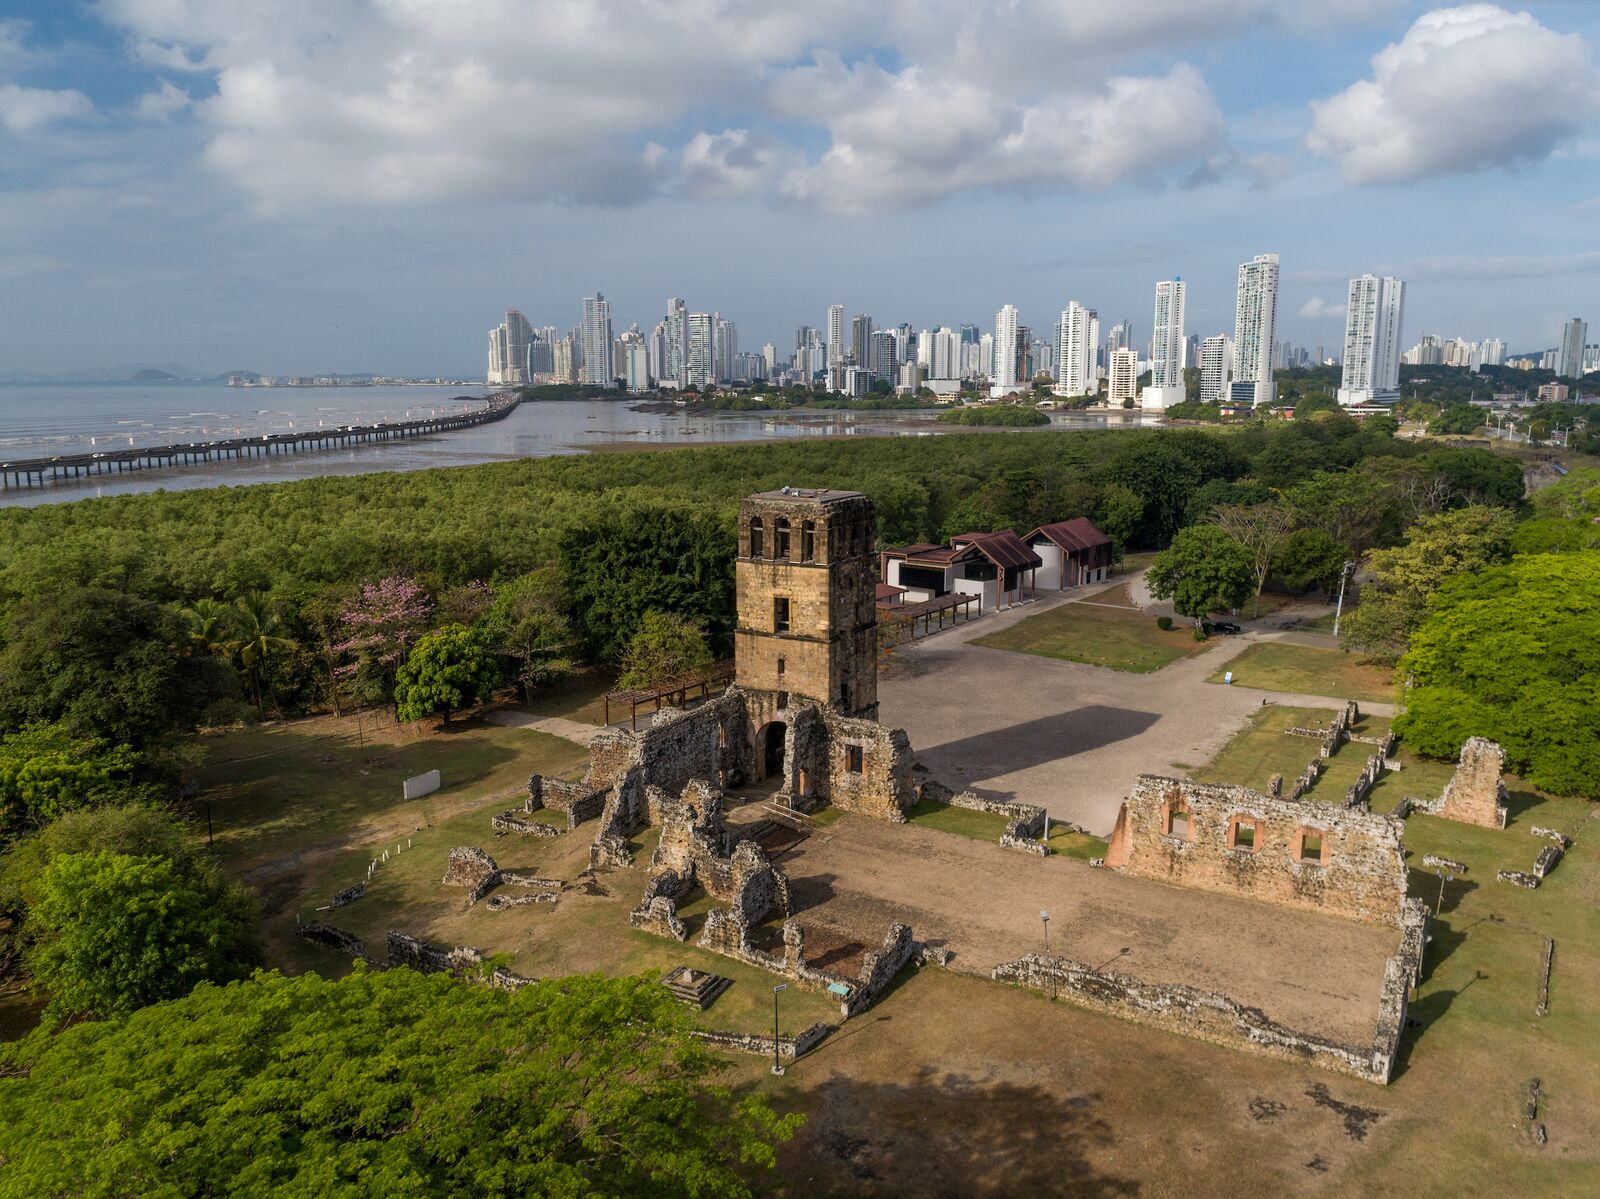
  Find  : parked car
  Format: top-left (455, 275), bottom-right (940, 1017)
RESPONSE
top-left (1203, 620), bottom-right (1242, 635)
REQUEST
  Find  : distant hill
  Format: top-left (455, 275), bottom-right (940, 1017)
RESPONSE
top-left (130, 368), bottom-right (182, 382)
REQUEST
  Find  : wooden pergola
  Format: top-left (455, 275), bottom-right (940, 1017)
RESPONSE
top-left (602, 659), bottom-right (736, 730)
top-left (878, 592), bottom-right (980, 640)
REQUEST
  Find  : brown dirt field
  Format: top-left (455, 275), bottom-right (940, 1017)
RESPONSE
top-left (777, 815), bottom-right (1396, 1044)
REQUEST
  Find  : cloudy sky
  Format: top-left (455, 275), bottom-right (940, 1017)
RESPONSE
top-left (1, 1), bottom-right (1597, 376)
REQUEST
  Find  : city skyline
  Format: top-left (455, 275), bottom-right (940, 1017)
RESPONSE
top-left (2, 3), bottom-right (1599, 375)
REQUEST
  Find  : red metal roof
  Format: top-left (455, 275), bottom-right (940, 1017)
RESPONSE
top-left (951, 529), bottom-right (1042, 571)
top-left (1027, 517), bottom-right (1111, 553)
top-left (883, 542), bottom-right (942, 559)
top-left (875, 583), bottom-right (907, 599)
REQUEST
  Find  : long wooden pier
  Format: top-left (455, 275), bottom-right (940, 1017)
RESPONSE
top-left (1, 392), bottom-right (521, 491)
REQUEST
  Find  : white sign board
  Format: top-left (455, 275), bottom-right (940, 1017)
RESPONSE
top-left (403, 769), bottom-right (441, 800)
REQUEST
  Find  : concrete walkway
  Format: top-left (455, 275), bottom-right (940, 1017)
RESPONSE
top-left (484, 707), bottom-right (599, 747)
top-left (879, 571), bottom-right (1388, 835)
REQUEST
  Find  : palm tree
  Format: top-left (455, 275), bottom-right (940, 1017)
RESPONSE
top-left (179, 597), bottom-right (232, 657)
top-left (225, 592), bottom-right (298, 720)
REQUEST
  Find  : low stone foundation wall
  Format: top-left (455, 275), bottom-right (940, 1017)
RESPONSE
top-left (385, 930), bottom-right (537, 990)
top-left (443, 846), bottom-right (502, 903)
top-left (491, 809), bottom-right (562, 837)
top-left (993, 899), bottom-right (1425, 1085)
top-left (297, 922), bottom-right (367, 959)
top-left (1345, 752), bottom-right (1385, 809)
top-left (918, 776), bottom-right (1050, 855)
top-left (329, 882), bottom-right (366, 908)
top-left (1498, 869), bottom-right (1540, 889)
top-left (691, 1021), bottom-right (833, 1062)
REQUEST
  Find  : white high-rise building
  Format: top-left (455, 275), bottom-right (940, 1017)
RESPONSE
top-left (762, 343), bottom-right (778, 378)
top-left (1338, 274), bottom-right (1406, 406)
top-left (916, 329), bottom-right (932, 368)
top-left (1108, 348), bottom-right (1139, 406)
top-left (991, 304), bottom-right (1020, 397)
top-left (581, 294), bottom-right (613, 386)
top-left (1055, 302), bottom-right (1095, 397)
top-left (1143, 279), bottom-right (1187, 410)
top-left (487, 308), bottom-right (533, 386)
top-left (686, 313), bottom-right (715, 389)
top-left (979, 333), bottom-right (995, 378)
top-left (1479, 338), bottom-right (1506, 368)
top-left (623, 342), bottom-right (651, 392)
top-left (1232, 253), bottom-right (1280, 406)
top-left (932, 329), bottom-right (960, 380)
top-left (1199, 335), bottom-right (1232, 405)
top-left (714, 317), bottom-right (737, 383)
top-left (1557, 318), bottom-right (1588, 378)
top-left (827, 304), bottom-right (845, 369)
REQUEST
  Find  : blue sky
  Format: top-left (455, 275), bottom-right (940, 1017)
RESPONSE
top-left (1, 1), bottom-right (1597, 376)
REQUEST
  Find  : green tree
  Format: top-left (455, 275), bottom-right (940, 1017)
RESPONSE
top-left (0, 724), bottom-right (148, 841)
top-left (1272, 528), bottom-right (1350, 597)
top-left (393, 624), bottom-right (501, 724)
top-left (1427, 404), bottom-right (1485, 435)
top-left (0, 968), bottom-right (800, 1198)
top-left (1342, 506), bottom-right (1516, 660)
top-left (177, 596), bottom-right (232, 656)
top-left (559, 508), bottom-right (735, 663)
top-left (1209, 502), bottom-right (1295, 617)
top-left (1394, 552), bottom-right (1600, 797)
top-left (617, 611), bottom-right (714, 690)
top-left (25, 850), bottom-right (258, 1020)
top-left (1092, 482), bottom-right (1146, 553)
top-left (1147, 526), bottom-right (1255, 627)
top-left (1418, 447), bottom-right (1525, 509)
top-left (482, 569), bottom-right (577, 700)
top-left (0, 588), bottom-right (239, 748)
top-left (225, 591), bottom-right (298, 720)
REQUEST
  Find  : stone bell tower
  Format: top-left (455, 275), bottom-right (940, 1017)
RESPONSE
top-left (734, 487), bottom-right (878, 720)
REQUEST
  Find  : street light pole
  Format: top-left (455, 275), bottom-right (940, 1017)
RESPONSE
top-left (1040, 909), bottom-right (1050, 956)
top-left (771, 984), bottom-right (787, 1076)
top-left (1436, 872), bottom-right (1452, 916)
top-left (1332, 560), bottom-right (1356, 638)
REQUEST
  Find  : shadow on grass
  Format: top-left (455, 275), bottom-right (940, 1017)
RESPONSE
top-left (766, 1067), bottom-right (1141, 1197)
top-left (1406, 868), bottom-right (1478, 917)
top-left (1393, 969), bottom-right (1485, 1080)
top-left (1503, 789), bottom-right (1545, 827)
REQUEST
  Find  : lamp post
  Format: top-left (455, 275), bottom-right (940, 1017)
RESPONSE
top-left (1040, 909), bottom-right (1050, 956)
top-left (1436, 872), bottom-right (1453, 916)
top-left (771, 984), bottom-right (787, 1076)
top-left (1332, 560), bottom-right (1356, 638)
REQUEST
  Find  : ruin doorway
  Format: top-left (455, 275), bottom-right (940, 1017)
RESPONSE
top-left (760, 721), bottom-right (786, 779)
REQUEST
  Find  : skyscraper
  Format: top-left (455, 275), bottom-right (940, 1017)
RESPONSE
top-left (850, 314), bottom-right (873, 367)
top-left (581, 294), bottom-right (613, 386)
top-left (1144, 279), bottom-right (1187, 409)
top-left (991, 304), bottom-right (1019, 397)
top-left (869, 329), bottom-right (898, 381)
top-left (664, 298), bottom-right (688, 389)
top-left (932, 329), bottom-right (960, 380)
top-left (1479, 338), bottom-right (1506, 367)
top-left (486, 308), bottom-right (532, 386)
top-left (1200, 335), bottom-right (1232, 405)
top-left (715, 317), bottom-right (736, 383)
top-left (827, 305), bottom-right (845, 369)
top-left (686, 312), bottom-right (715, 389)
top-left (1557, 317), bottom-right (1588, 378)
top-left (1338, 274), bottom-right (1406, 406)
top-left (1232, 253), bottom-right (1280, 406)
top-left (1055, 302), bottom-right (1095, 397)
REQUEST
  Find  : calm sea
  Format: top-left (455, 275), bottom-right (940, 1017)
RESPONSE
top-left (0, 382), bottom-right (1162, 508)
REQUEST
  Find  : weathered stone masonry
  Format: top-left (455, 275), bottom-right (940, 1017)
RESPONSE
top-left (1104, 776), bottom-right (1408, 926)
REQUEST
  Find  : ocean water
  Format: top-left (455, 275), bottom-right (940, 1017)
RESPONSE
top-left (0, 382), bottom-right (1162, 507)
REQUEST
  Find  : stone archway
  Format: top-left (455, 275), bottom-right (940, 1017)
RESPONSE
top-left (757, 721), bottom-right (786, 780)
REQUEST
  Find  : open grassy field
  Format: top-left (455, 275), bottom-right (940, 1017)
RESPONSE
top-left (906, 799), bottom-right (1010, 841)
top-left (1190, 704), bottom-right (1337, 792)
top-left (974, 585), bottom-right (1219, 673)
top-left (1209, 641), bottom-right (1396, 704)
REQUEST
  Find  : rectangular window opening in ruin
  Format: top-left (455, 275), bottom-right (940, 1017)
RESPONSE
top-left (1165, 801), bottom-right (1190, 839)
top-left (774, 596), bottom-right (790, 633)
top-left (777, 690), bottom-right (789, 710)
top-left (1298, 830), bottom-right (1326, 865)
top-left (846, 744), bottom-right (864, 773)
top-left (776, 655), bottom-right (785, 678)
top-left (801, 521), bottom-right (816, 562)
top-left (1230, 819), bottom-right (1257, 851)
top-left (748, 517), bottom-right (763, 558)
top-left (774, 518), bottom-right (791, 560)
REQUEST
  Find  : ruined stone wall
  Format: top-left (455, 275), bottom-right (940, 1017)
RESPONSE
top-left (1104, 776), bottom-right (1407, 926)
top-left (994, 901), bottom-right (1424, 1085)
top-left (814, 709), bottom-right (916, 821)
top-left (526, 774), bottom-right (608, 829)
top-left (1434, 737), bottom-right (1509, 829)
top-left (297, 923), bottom-right (367, 959)
top-left (842, 923), bottom-right (917, 1018)
top-left (442, 846), bottom-right (501, 904)
top-left (690, 1021), bottom-right (833, 1062)
top-left (918, 776), bottom-right (1048, 854)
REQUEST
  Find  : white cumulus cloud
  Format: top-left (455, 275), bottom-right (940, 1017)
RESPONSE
top-left (1298, 297), bottom-right (1347, 319)
top-left (134, 79), bottom-right (189, 121)
top-left (1307, 4), bottom-right (1600, 184)
top-left (0, 83), bottom-right (92, 132)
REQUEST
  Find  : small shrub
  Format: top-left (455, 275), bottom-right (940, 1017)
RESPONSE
top-left (1156, 616), bottom-right (1173, 631)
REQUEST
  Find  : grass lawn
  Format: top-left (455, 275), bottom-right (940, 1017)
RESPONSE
top-left (1190, 705), bottom-right (1331, 792)
top-left (1208, 641), bottom-right (1396, 704)
top-left (1367, 747), bottom-right (1459, 816)
top-left (192, 711), bottom-right (590, 876)
top-left (906, 799), bottom-right (1009, 841)
top-left (973, 591), bottom-right (1217, 673)
top-left (1047, 825), bottom-right (1109, 860)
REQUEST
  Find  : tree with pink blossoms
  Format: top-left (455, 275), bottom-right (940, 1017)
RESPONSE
top-left (330, 576), bottom-right (434, 709)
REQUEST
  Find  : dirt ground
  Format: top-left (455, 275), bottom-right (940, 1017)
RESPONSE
top-left (767, 813), bottom-right (1396, 1044)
